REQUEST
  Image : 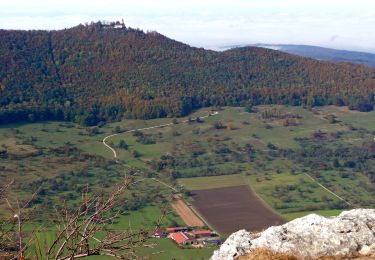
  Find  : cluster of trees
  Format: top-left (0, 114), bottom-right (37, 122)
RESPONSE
top-left (267, 135), bottom-right (375, 204)
top-left (2, 139), bottom-right (169, 223)
top-left (212, 120), bottom-right (235, 130)
top-left (151, 139), bottom-right (252, 179)
top-left (150, 125), bottom-right (374, 208)
top-left (1, 21), bottom-right (375, 125)
top-left (261, 108), bottom-right (301, 120)
top-left (288, 137), bottom-right (374, 174)
top-left (133, 131), bottom-right (156, 144)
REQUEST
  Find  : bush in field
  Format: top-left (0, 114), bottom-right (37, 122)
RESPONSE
top-left (213, 121), bottom-right (225, 129)
top-left (227, 121), bottom-right (234, 130)
top-left (244, 102), bottom-right (254, 113)
top-left (85, 126), bottom-right (100, 136)
top-left (113, 125), bottom-right (122, 133)
top-left (267, 143), bottom-right (277, 150)
top-left (132, 149), bottom-right (141, 158)
top-left (134, 133), bottom-right (156, 144)
top-left (118, 139), bottom-right (129, 150)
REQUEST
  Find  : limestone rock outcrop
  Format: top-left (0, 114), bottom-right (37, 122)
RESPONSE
top-left (212, 209), bottom-right (375, 259)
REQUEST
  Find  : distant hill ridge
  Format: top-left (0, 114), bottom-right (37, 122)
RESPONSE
top-left (0, 21), bottom-right (375, 125)
top-left (251, 44), bottom-right (375, 68)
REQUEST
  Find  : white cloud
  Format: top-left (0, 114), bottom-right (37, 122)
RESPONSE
top-left (0, 0), bottom-right (375, 52)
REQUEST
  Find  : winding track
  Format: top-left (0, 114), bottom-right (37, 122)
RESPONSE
top-left (102, 110), bottom-right (350, 207)
top-left (101, 112), bottom-right (218, 228)
top-left (102, 111), bottom-right (219, 161)
top-left (102, 133), bottom-right (120, 161)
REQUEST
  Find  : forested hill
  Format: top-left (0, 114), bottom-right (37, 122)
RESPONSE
top-left (1, 22), bottom-right (375, 125)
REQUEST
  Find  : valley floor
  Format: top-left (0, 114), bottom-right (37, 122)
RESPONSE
top-left (1, 105), bottom-right (374, 258)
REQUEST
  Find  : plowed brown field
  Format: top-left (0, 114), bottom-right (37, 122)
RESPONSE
top-left (191, 185), bottom-right (285, 234)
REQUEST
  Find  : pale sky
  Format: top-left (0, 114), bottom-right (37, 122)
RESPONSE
top-left (1, 0), bottom-right (375, 52)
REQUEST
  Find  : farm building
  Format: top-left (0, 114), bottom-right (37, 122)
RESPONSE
top-left (202, 239), bottom-right (222, 246)
top-left (166, 226), bottom-right (188, 233)
top-left (153, 229), bottom-right (166, 238)
top-left (170, 232), bottom-right (197, 246)
top-left (188, 229), bottom-right (212, 238)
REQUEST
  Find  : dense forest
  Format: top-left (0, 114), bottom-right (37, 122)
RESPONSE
top-left (1, 21), bottom-right (375, 125)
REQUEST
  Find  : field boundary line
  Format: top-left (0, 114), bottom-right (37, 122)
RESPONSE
top-left (171, 197), bottom-right (205, 227)
top-left (303, 173), bottom-right (351, 206)
top-left (244, 184), bottom-right (285, 220)
top-left (179, 196), bottom-right (216, 232)
top-left (152, 178), bottom-right (178, 193)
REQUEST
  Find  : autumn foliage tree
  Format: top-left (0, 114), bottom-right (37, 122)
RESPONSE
top-left (0, 21), bottom-right (374, 125)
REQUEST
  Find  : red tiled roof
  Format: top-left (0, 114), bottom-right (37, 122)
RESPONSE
top-left (170, 232), bottom-right (189, 244)
top-left (190, 230), bottom-right (212, 235)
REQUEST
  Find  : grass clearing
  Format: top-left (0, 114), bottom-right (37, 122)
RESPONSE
top-left (179, 174), bottom-right (246, 190)
top-left (111, 205), bottom-right (184, 230)
top-left (317, 106), bottom-right (375, 131)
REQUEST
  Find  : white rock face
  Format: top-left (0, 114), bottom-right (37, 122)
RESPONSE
top-left (211, 209), bottom-right (375, 260)
top-left (211, 230), bottom-right (253, 260)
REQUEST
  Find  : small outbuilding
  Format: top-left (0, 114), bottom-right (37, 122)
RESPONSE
top-left (202, 239), bottom-right (222, 246)
top-left (170, 232), bottom-right (196, 246)
top-left (153, 229), bottom-right (166, 238)
top-left (188, 229), bottom-right (212, 238)
top-left (166, 226), bottom-right (188, 233)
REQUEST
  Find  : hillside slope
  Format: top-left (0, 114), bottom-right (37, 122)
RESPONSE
top-left (1, 22), bottom-right (375, 125)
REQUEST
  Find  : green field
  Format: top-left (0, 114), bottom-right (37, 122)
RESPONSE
top-left (317, 106), bottom-right (375, 131)
top-left (27, 206), bottom-right (213, 260)
top-left (178, 174), bottom-right (246, 190)
top-left (1, 105), bottom-right (374, 259)
top-left (178, 173), bottom-right (351, 219)
top-left (74, 238), bottom-right (213, 260)
top-left (172, 106), bottom-right (375, 217)
top-left (136, 238), bottom-right (214, 260)
top-left (111, 205), bottom-right (184, 230)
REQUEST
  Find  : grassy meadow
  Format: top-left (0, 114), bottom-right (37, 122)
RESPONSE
top-left (1, 105), bottom-right (374, 258)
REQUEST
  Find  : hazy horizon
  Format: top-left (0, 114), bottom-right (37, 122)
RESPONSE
top-left (1, 0), bottom-right (375, 53)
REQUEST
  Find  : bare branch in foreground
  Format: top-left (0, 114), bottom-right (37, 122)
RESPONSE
top-left (1, 176), bottom-right (166, 259)
top-left (46, 176), bottom-right (163, 260)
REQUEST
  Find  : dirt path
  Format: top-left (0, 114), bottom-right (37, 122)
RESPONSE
top-left (101, 112), bottom-right (219, 230)
top-left (258, 151), bottom-right (351, 205)
top-left (102, 111), bottom-right (218, 162)
top-left (102, 133), bottom-right (119, 160)
top-left (303, 173), bottom-right (351, 206)
top-left (171, 197), bottom-right (205, 227)
top-left (102, 110), bottom-right (351, 213)
top-left (152, 178), bottom-right (178, 192)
